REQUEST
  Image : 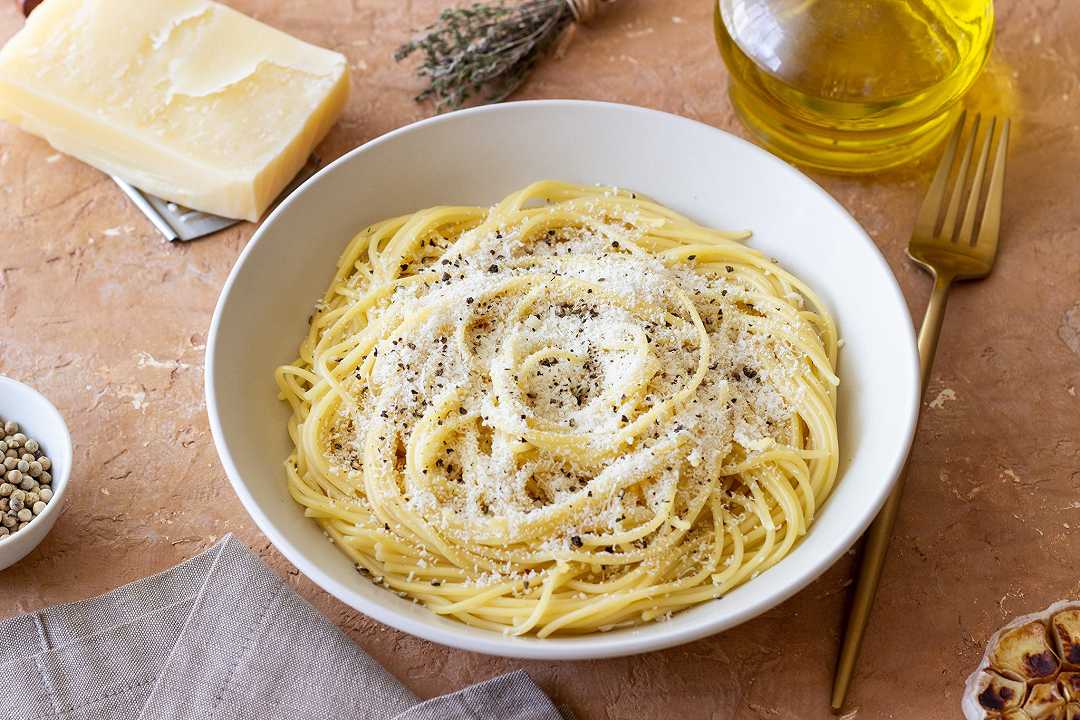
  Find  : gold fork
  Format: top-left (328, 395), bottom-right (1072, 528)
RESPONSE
top-left (831, 112), bottom-right (1011, 710)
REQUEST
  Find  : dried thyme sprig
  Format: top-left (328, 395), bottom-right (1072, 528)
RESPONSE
top-left (395, 1), bottom-right (577, 111)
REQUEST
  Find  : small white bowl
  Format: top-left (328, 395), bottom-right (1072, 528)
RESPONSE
top-left (206, 100), bottom-right (920, 659)
top-left (0, 376), bottom-right (72, 570)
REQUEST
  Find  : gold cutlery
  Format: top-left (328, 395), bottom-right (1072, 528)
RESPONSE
top-left (831, 111), bottom-right (1011, 710)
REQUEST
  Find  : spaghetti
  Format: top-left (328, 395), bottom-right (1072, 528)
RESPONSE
top-left (276, 181), bottom-right (839, 636)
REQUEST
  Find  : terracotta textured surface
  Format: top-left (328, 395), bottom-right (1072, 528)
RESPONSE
top-left (1, 1), bottom-right (1078, 718)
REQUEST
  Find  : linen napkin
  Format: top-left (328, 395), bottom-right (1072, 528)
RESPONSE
top-left (0, 535), bottom-right (565, 720)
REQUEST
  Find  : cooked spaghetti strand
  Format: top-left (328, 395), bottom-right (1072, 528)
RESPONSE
top-left (276, 181), bottom-right (839, 634)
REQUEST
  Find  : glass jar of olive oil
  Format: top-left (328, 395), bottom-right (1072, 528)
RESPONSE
top-left (714, 0), bottom-right (995, 173)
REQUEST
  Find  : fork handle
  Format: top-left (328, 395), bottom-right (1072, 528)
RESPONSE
top-left (914, 272), bottom-right (954, 394)
top-left (830, 271), bottom-right (953, 710)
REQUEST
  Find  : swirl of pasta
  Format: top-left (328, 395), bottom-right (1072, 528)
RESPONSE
top-left (276, 181), bottom-right (839, 636)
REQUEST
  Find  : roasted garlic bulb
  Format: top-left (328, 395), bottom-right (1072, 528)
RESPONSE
top-left (964, 601), bottom-right (1080, 720)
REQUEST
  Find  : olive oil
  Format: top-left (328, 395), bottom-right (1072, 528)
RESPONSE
top-left (714, 0), bottom-right (994, 173)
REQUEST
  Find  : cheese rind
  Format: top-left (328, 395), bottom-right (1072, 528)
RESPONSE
top-left (0, 0), bottom-right (350, 221)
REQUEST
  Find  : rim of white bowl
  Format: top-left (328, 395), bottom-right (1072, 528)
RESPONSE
top-left (205, 99), bottom-right (921, 659)
top-left (0, 375), bottom-right (73, 546)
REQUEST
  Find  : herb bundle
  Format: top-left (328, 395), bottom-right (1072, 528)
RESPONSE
top-left (395, 0), bottom-right (609, 111)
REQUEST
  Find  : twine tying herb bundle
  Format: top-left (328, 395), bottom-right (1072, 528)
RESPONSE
top-left (395, 0), bottom-right (611, 111)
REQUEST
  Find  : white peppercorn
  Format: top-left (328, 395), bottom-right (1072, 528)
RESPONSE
top-left (0, 418), bottom-right (56, 540)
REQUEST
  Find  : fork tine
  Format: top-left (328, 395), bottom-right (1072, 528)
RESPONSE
top-left (941, 114), bottom-right (981, 242)
top-left (957, 116), bottom-right (997, 245)
top-left (975, 118), bottom-right (1010, 251)
top-left (913, 110), bottom-right (967, 241)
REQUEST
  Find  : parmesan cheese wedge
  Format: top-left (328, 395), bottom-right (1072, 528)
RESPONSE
top-left (0, 0), bottom-right (349, 221)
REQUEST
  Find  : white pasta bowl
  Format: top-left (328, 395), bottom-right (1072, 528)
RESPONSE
top-left (206, 100), bottom-right (920, 659)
